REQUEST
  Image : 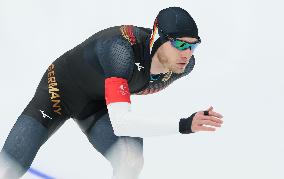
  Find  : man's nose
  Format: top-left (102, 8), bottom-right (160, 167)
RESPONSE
top-left (180, 49), bottom-right (193, 59)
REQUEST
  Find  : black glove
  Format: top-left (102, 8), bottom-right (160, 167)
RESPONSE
top-left (179, 112), bottom-right (197, 134)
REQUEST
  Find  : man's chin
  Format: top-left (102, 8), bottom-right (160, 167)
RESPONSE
top-left (172, 68), bottom-right (185, 74)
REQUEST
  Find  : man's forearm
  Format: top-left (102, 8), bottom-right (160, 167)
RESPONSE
top-left (107, 102), bottom-right (181, 137)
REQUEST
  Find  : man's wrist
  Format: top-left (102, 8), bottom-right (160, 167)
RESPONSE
top-left (179, 112), bottom-right (197, 134)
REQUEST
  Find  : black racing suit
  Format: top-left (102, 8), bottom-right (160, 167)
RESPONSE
top-left (21, 25), bottom-right (195, 137)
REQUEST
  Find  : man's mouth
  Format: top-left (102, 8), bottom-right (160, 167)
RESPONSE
top-left (177, 63), bottom-right (187, 68)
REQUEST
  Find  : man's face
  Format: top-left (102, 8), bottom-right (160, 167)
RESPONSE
top-left (157, 37), bottom-right (198, 74)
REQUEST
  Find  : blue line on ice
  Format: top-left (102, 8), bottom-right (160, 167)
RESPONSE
top-left (28, 167), bottom-right (55, 179)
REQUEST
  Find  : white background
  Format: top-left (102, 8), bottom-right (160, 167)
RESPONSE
top-left (1, 0), bottom-right (284, 178)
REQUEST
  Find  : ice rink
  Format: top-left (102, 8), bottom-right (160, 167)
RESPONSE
top-left (1, 0), bottom-right (284, 178)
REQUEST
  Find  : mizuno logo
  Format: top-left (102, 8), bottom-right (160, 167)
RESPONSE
top-left (135, 63), bottom-right (144, 71)
top-left (39, 110), bottom-right (53, 120)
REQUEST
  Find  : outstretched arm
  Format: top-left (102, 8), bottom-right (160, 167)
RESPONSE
top-left (105, 77), bottom-right (223, 137)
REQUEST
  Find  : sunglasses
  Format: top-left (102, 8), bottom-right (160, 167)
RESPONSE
top-left (169, 38), bottom-right (201, 52)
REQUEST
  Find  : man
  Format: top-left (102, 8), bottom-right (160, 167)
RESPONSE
top-left (0, 7), bottom-right (224, 179)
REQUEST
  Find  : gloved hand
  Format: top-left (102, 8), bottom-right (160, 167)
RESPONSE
top-left (179, 106), bottom-right (223, 134)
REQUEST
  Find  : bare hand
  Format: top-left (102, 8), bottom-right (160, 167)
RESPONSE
top-left (191, 106), bottom-right (224, 132)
